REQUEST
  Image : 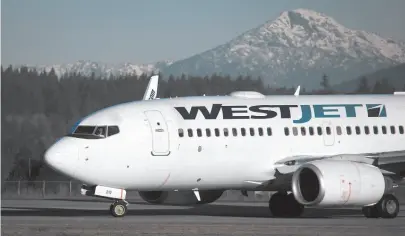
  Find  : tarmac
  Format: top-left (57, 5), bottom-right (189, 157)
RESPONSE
top-left (2, 199), bottom-right (405, 235)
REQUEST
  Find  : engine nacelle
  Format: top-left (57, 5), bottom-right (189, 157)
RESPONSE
top-left (138, 190), bottom-right (224, 205)
top-left (291, 160), bottom-right (386, 207)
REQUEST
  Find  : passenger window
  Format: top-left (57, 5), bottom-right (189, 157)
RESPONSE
top-left (249, 128), bottom-right (255, 136)
top-left (346, 126), bottom-right (352, 135)
top-left (107, 126), bottom-right (119, 137)
top-left (293, 127), bottom-right (298, 136)
top-left (390, 126), bottom-right (396, 134)
top-left (215, 128), bottom-right (220, 137)
top-left (284, 127), bottom-right (290, 136)
top-left (382, 126), bottom-right (387, 135)
top-left (309, 127), bottom-right (314, 136)
top-left (399, 126), bottom-right (404, 134)
top-left (364, 126), bottom-right (370, 135)
top-left (224, 128), bottom-right (229, 137)
top-left (301, 127), bottom-right (306, 136)
top-left (317, 127), bottom-right (322, 135)
top-left (336, 126), bottom-right (342, 135)
top-left (197, 128), bottom-right (202, 137)
top-left (326, 126), bottom-right (331, 135)
top-left (178, 128), bottom-right (184, 137)
top-left (373, 126), bottom-right (379, 134)
top-left (241, 128), bottom-right (246, 136)
top-left (188, 129), bottom-right (193, 137)
top-left (258, 128), bottom-right (263, 136)
top-left (267, 127), bottom-right (272, 136)
top-left (206, 128), bottom-right (211, 137)
top-left (232, 128), bottom-right (238, 136)
top-left (355, 126), bottom-right (361, 135)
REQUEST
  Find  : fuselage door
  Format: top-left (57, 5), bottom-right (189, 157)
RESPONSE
top-left (322, 121), bottom-right (335, 146)
top-left (144, 110), bottom-right (170, 156)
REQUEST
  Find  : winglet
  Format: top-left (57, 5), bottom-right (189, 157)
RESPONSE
top-left (294, 86), bottom-right (300, 97)
top-left (143, 75), bottom-right (159, 100)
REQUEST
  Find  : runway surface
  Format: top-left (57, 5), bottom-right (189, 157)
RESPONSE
top-left (2, 199), bottom-right (405, 235)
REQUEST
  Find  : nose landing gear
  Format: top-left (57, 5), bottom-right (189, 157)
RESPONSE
top-left (110, 200), bottom-right (129, 217)
top-left (81, 184), bottom-right (129, 217)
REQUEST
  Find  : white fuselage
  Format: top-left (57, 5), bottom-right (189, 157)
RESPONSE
top-left (44, 94), bottom-right (405, 191)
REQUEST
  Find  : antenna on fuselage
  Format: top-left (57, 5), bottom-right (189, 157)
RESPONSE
top-left (143, 74), bottom-right (159, 100)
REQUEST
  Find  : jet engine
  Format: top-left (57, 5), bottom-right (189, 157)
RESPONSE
top-left (138, 190), bottom-right (224, 205)
top-left (291, 160), bottom-right (388, 207)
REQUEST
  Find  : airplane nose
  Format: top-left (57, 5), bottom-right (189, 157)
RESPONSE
top-left (44, 137), bottom-right (78, 177)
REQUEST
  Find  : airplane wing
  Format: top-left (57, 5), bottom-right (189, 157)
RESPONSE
top-left (273, 150), bottom-right (405, 180)
top-left (143, 75), bottom-right (159, 100)
top-left (242, 150), bottom-right (405, 198)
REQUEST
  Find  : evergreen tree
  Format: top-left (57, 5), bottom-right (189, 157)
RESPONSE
top-left (355, 76), bottom-right (370, 94)
top-left (320, 73), bottom-right (331, 93)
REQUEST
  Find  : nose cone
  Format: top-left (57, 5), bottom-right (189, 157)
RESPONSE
top-left (45, 137), bottom-right (79, 178)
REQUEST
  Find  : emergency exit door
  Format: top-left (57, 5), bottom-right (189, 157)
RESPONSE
top-left (144, 110), bottom-right (170, 156)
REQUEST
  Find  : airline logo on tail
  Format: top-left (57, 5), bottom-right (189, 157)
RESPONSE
top-left (174, 103), bottom-right (387, 124)
top-left (149, 89), bottom-right (156, 100)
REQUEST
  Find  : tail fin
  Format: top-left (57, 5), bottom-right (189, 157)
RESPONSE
top-left (143, 75), bottom-right (159, 100)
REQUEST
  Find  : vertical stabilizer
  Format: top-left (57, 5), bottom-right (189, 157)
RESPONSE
top-left (143, 75), bottom-right (159, 100)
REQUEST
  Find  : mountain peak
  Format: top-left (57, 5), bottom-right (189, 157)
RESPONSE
top-left (269, 8), bottom-right (345, 33)
top-left (280, 8), bottom-right (327, 19)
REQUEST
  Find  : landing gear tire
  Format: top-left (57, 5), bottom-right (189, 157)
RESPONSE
top-left (377, 194), bottom-right (399, 219)
top-left (269, 192), bottom-right (304, 218)
top-left (362, 194), bottom-right (399, 219)
top-left (110, 200), bottom-right (128, 217)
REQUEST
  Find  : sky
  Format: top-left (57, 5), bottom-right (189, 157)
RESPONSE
top-left (2, 0), bottom-right (405, 66)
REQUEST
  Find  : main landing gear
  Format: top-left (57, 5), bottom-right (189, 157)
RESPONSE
top-left (268, 192), bottom-right (304, 218)
top-left (362, 194), bottom-right (399, 219)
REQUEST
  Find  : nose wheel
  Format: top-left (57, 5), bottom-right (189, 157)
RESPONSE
top-left (110, 200), bottom-right (128, 217)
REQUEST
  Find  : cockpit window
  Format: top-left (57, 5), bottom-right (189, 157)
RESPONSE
top-left (108, 126), bottom-right (120, 136)
top-left (74, 126), bottom-right (96, 135)
top-left (68, 125), bottom-right (119, 139)
top-left (94, 126), bottom-right (107, 138)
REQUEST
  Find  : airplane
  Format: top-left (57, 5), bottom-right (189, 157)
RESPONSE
top-left (44, 75), bottom-right (405, 218)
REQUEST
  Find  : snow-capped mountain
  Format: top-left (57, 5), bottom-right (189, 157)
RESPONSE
top-left (24, 60), bottom-right (174, 78)
top-left (20, 9), bottom-right (405, 89)
top-left (162, 9), bottom-right (405, 89)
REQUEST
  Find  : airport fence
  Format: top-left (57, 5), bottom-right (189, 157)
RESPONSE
top-left (1, 181), bottom-right (84, 199)
top-left (0, 181), bottom-right (272, 202)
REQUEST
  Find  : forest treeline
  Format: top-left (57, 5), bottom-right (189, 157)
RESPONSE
top-left (1, 65), bottom-right (402, 181)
